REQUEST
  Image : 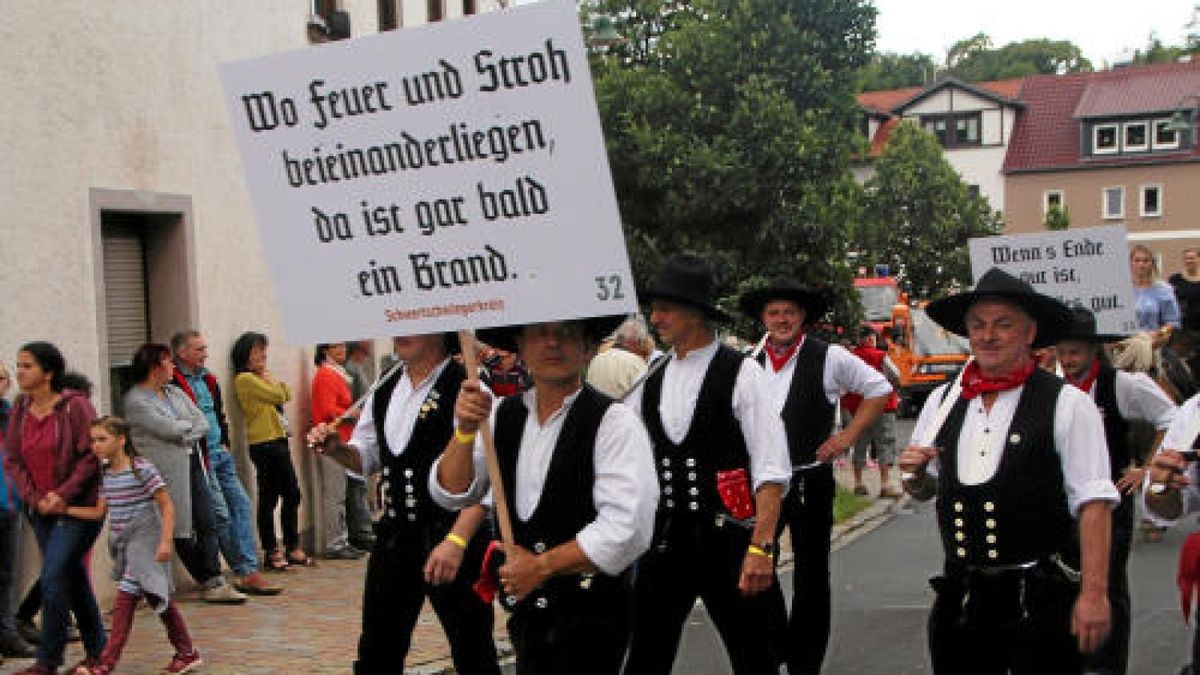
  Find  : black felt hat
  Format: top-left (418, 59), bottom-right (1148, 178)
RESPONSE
top-left (1057, 307), bottom-right (1128, 344)
top-left (639, 254), bottom-right (731, 322)
top-left (475, 315), bottom-right (627, 355)
top-left (738, 276), bottom-right (830, 325)
top-left (925, 267), bottom-right (1073, 349)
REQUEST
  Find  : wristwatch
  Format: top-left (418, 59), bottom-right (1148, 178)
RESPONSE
top-left (755, 540), bottom-right (777, 556)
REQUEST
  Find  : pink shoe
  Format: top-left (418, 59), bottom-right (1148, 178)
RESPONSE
top-left (163, 650), bottom-right (203, 674)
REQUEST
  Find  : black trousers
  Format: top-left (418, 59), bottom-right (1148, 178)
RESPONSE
top-left (624, 513), bottom-right (778, 675)
top-left (174, 452), bottom-right (222, 586)
top-left (248, 438), bottom-right (301, 551)
top-left (928, 564), bottom-right (1081, 674)
top-left (774, 466), bottom-right (834, 675)
top-left (1083, 494), bottom-right (1133, 675)
top-left (354, 521), bottom-right (499, 675)
top-left (509, 580), bottom-right (630, 675)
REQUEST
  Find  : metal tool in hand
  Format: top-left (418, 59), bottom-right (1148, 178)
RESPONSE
top-left (307, 359), bottom-right (404, 448)
top-left (1149, 449), bottom-right (1200, 494)
top-left (900, 357), bottom-right (972, 482)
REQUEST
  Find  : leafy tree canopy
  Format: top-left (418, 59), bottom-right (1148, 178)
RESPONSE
top-left (945, 34), bottom-right (1092, 80)
top-left (589, 0), bottom-right (877, 332)
top-left (852, 122), bottom-right (1002, 298)
top-left (857, 51), bottom-right (938, 91)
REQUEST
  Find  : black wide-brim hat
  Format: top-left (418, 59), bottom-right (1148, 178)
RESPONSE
top-left (925, 267), bottom-right (1073, 349)
top-left (738, 276), bottom-right (829, 325)
top-left (475, 315), bottom-right (627, 354)
top-left (1058, 306), bottom-right (1127, 344)
top-left (639, 254), bottom-right (731, 322)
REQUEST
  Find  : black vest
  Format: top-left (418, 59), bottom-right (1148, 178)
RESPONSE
top-left (1093, 365), bottom-right (1131, 481)
top-left (756, 337), bottom-right (834, 466)
top-left (642, 344), bottom-right (750, 517)
top-left (494, 384), bottom-right (626, 610)
top-left (934, 368), bottom-right (1073, 567)
top-left (373, 360), bottom-right (466, 530)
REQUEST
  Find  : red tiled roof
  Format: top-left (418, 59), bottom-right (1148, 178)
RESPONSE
top-left (856, 78), bottom-right (1024, 114)
top-left (1004, 59), bottom-right (1200, 173)
top-left (868, 118), bottom-right (900, 158)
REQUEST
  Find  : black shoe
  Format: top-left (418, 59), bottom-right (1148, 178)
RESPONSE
top-left (15, 618), bottom-right (38, 645)
top-left (0, 631), bottom-right (36, 658)
top-left (323, 545), bottom-right (365, 560)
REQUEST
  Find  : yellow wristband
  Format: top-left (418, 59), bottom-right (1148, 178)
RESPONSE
top-left (747, 545), bottom-right (770, 558)
top-left (446, 533), bottom-right (468, 550)
top-left (454, 427), bottom-right (477, 445)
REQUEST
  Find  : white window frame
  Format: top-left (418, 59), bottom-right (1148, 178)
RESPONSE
top-left (1093, 123), bottom-right (1119, 154)
top-left (1123, 121), bottom-right (1149, 152)
top-left (1042, 189), bottom-right (1065, 215)
top-left (1153, 119), bottom-right (1181, 150)
top-left (1101, 186), bottom-right (1125, 220)
top-left (1140, 184), bottom-right (1163, 217)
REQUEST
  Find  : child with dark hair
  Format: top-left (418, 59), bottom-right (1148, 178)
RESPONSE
top-left (69, 417), bottom-right (201, 675)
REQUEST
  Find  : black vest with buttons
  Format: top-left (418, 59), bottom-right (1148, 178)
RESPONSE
top-left (754, 337), bottom-right (834, 466)
top-left (494, 384), bottom-right (626, 610)
top-left (934, 368), bottom-right (1072, 568)
top-left (372, 360), bottom-right (466, 531)
top-left (642, 344), bottom-right (750, 518)
top-left (1093, 364), bottom-right (1131, 481)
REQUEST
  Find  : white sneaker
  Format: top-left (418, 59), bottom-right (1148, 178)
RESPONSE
top-left (201, 580), bottom-right (247, 604)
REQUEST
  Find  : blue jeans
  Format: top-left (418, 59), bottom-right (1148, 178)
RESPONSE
top-left (0, 509), bottom-right (19, 636)
top-left (207, 447), bottom-right (259, 575)
top-left (28, 512), bottom-right (105, 666)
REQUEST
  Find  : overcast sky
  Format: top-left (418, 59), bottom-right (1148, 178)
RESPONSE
top-left (873, 0), bottom-right (1198, 67)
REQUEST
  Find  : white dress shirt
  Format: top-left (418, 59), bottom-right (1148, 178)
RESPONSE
top-left (429, 387), bottom-right (659, 576)
top-left (350, 358), bottom-right (451, 476)
top-left (911, 380), bottom-right (1119, 516)
top-left (624, 340), bottom-right (791, 492)
top-left (1142, 392), bottom-right (1200, 526)
top-left (759, 336), bottom-right (893, 411)
top-left (1084, 369), bottom-right (1177, 431)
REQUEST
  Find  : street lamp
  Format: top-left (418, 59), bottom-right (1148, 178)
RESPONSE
top-left (1165, 93), bottom-right (1200, 135)
top-left (587, 15), bottom-right (624, 48)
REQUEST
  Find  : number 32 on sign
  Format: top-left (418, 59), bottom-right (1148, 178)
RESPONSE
top-left (595, 275), bottom-right (625, 301)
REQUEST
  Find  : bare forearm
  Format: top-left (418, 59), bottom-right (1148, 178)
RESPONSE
top-left (322, 439), bottom-right (365, 475)
top-left (450, 504), bottom-right (486, 540)
top-left (751, 483), bottom-right (783, 544)
top-left (1079, 500), bottom-right (1111, 596)
top-left (436, 435), bottom-right (477, 494)
top-left (540, 540), bottom-right (597, 578)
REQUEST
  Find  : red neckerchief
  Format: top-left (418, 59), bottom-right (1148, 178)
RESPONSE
top-left (959, 359), bottom-right (1036, 400)
top-left (766, 337), bottom-right (801, 372)
top-left (1066, 358), bottom-right (1101, 394)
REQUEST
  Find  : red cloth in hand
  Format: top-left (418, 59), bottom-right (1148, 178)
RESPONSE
top-left (717, 468), bottom-right (755, 520)
top-left (473, 540), bottom-right (503, 604)
top-left (959, 360), bottom-right (1036, 400)
top-left (1179, 531), bottom-right (1200, 624)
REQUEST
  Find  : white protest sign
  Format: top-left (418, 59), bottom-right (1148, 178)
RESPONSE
top-left (968, 225), bottom-right (1137, 335)
top-left (219, 1), bottom-right (636, 343)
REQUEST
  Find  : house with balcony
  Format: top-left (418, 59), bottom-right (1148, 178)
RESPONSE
top-left (857, 77), bottom-right (1024, 211)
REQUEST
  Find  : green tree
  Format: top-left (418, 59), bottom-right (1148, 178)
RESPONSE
top-left (857, 51), bottom-right (938, 91)
top-left (854, 122), bottom-right (1002, 298)
top-left (590, 0), bottom-right (877, 330)
top-left (944, 35), bottom-right (1092, 81)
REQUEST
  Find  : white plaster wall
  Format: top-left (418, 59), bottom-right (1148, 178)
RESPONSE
top-left (945, 146), bottom-right (1007, 212)
top-left (0, 0), bottom-right (491, 603)
top-left (903, 89), bottom-right (953, 115)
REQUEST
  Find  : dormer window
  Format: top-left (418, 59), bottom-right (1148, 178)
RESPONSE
top-left (1093, 124), bottom-right (1118, 154)
top-left (1123, 122), bottom-right (1148, 152)
top-left (920, 112), bottom-right (982, 149)
top-left (1154, 119), bottom-right (1180, 150)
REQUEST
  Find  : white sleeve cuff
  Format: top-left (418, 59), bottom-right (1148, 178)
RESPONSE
top-left (1068, 479), bottom-right (1120, 517)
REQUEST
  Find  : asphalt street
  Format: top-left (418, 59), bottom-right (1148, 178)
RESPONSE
top-left (668, 417), bottom-right (1199, 675)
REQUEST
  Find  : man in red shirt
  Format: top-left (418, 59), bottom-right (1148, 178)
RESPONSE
top-left (842, 327), bottom-right (901, 498)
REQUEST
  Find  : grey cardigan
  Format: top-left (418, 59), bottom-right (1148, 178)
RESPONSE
top-left (123, 384), bottom-right (209, 538)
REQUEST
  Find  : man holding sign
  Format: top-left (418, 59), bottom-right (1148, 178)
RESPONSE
top-left (307, 333), bottom-right (500, 675)
top-left (899, 268), bottom-right (1118, 674)
top-left (431, 316), bottom-right (657, 675)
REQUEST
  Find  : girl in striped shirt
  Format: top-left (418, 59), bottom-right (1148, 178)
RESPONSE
top-left (67, 417), bottom-right (202, 675)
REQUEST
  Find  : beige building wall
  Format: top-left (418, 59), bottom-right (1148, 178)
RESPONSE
top-left (0, 0), bottom-right (492, 603)
top-left (1005, 163), bottom-right (1200, 271)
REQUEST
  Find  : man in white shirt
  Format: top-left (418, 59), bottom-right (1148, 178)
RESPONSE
top-left (622, 255), bottom-right (792, 675)
top-left (899, 267), bottom-right (1118, 674)
top-left (308, 333), bottom-right (499, 675)
top-left (1056, 307), bottom-right (1176, 675)
top-left (432, 315), bottom-right (658, 675)
top-left (738, 276), bottom-right (892, 675)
